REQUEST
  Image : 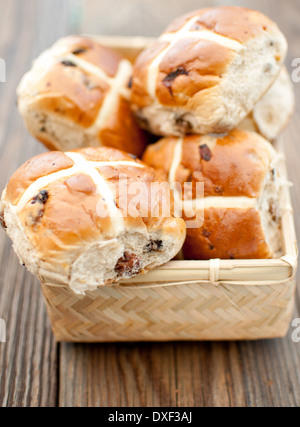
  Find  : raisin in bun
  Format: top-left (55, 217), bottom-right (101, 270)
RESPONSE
top-left (239, 67), bottom-right (295, 141)
top-left (143, 129), bottom-right (283, 260)
top-left (0, 147), bottom-right (186, 294)
top-left (17, 36), bottom-right (146, 156)
top-left (131, 6), bottom-right (287, 136)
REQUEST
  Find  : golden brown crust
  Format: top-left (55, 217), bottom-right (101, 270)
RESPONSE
top-left (142, 137), bottom-right (176, 179)
top-left (3, 147), bottom-right (182, 260)
top-left (99, 97), bottom-right (146, 157)
top-left (36, 133), bottom-right (64, 151)
top-left (157, 40), bottom-right (234, 107)
top-left (18, 175), bottom-right (108, 257)
top-left (50, 36), bottom-right (122, 76)
top-left (131, 42), bottom-right (168, 109)
top-left (163, 10), bottom-right (207, 34)
top-left (183, 208), bottom-right (271, 260)
top-left (143, 130), bottom-right (272, 198)
top-left (131, 6), bottom-right (287, 136)
top-left (164, 7), bottom-right (277, 42)
top-left (132, 7), bottom-right (282, 110)
top-left (78, 146), bottom-right (140, 162)
top-left (6, 152), bottom-right (74, 205)
top-left (31, 61), bottom-right (109, 128)
top-left (18, 36), bottom-right (146, 156)
top-left (67, 36), bottom-right (122, 76)
top-left (142, 130), bottom-right (277, 260)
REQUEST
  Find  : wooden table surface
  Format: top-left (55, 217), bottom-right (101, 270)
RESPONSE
top-left (0, 0), bottom-right (299, 407)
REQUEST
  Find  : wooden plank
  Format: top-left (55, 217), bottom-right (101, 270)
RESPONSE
top-left (59, 342), bottom-right (179, 407)
top-left (0, 0), bottom-right (75, 407)
top-left (59, 338), bottom-right (300, 407)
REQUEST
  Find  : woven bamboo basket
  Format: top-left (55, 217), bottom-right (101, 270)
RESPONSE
top-left (41, 36), bottom-right (298, 343)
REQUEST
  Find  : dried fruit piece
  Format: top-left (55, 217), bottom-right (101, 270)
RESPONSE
top-left (163, 67), bottom-right (189, 96)
top-left (31, 190), bottom-right (49, 205)
top-left (72, 48), bottom-right (87, 55)
top-left (61, 60), bottom-right (76, 67)
top-left (199, 144), bottom-right (212, 161)
top-left (0, 212), bottom-right (6, 229)
top-left (144, 239), bottom-right (163, 252)
top-left (115, 252), bottom-right (142, 276)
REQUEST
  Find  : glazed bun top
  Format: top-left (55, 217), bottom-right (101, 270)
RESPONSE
top-left (143, 129), bottom-right (278, 200)
top-left (17, 36), bottom-right (146, 156)
top-left (0, 147), bottom-right (186, 292)
top-left (18, 36), bottom-right (129, 128)
top-left (143, 129), bottom-right (283, 260)
top-left (131, 6), bottom-right (287, 136)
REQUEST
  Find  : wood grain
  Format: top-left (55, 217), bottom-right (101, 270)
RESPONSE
top-left (0, 0), bottom-right (74, 407)
top-left (0, 0), bottom-right (299, 407)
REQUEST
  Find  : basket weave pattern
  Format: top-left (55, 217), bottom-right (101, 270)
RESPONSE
top-left (41, 278), bottom-right (296, 342)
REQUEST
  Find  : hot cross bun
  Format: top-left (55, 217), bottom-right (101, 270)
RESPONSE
top-left (0, 147), bottom-right (186, 293)
top-left (131, 7), bottom-right (287, 136)
top-left (143, 129), bottom-right (283, 260)
top-left (17, 36), bottom-right (146, 156)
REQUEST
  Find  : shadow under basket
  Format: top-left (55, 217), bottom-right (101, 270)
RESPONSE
top-left (41, 36), bottom-right (298, 343)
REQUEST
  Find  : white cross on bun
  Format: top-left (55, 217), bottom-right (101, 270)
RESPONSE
top-left (131, 6), bottom-right (287, 136)
top-left (17, 36), bottom-right (146, 157)
top-left (143, 129), bottom-right (284, 260)
top-left (0, 147), bottom-right (186, 294)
